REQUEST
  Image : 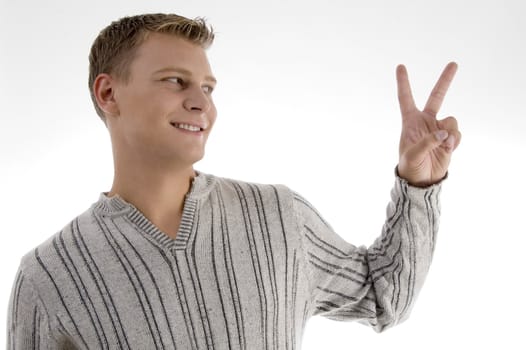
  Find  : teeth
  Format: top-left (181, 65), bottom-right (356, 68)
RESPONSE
top-left (174, 123), bottom-right (201, 132)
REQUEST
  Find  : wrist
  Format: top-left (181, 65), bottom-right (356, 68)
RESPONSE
top-left (395, 166), bottom-right (448, 188)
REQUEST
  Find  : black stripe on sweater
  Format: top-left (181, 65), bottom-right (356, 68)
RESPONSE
top-left (97, 217), bottom-right (164, 349)
top-left (74, 215), bottom-right (130, 349)
top-left (252, 183), bottom-right (281, 349)
top-left (292, 249), bottom-right (299, 350)
top-left (400, 185), bottom-right (416, 320)
top-left (52, 232), bottom-right (107, 348)
top-left (12, 269), bottom-right (23, 333)
top-left (210, 187), bottom-right (234, 349)
top-left (235, 182), bottom-right (273, 349)
top-left (272, 185), bottom-right (291, 350)
top-left (292, 193), bottom-right (333, 230)
top-left (218, 184), bottom-right (246, 349)
top-left (252, 184), bottom-right (279, 350)
top-left (120, 213), bottom-right (200, 349)
top-left (111, 221), bottom-right (178, 347)
top-left (35, 248), bottom-right (89, 349)
top-left (187, 205), bottom-right (215, 350)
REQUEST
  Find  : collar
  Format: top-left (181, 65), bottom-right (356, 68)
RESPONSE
top-left (92, 169), bottom-right (217, 216)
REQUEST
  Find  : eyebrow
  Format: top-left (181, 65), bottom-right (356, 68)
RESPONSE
top-left (153, 67), bottom-right (217, 84)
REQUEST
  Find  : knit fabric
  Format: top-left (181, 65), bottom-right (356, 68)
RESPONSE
top-left (7, 169), bottom-right (442, 349)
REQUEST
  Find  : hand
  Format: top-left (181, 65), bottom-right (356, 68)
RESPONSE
top-left (396, 62), bottom-right (462, 187)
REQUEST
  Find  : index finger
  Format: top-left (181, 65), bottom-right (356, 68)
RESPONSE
top-left (396, 64), bottom-right (417, 116)
top-left (423, 62), bottom-right (458, 116)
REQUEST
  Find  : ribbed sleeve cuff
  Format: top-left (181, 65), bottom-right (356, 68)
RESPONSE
top-left (394, 166), bottom-right (448, 190)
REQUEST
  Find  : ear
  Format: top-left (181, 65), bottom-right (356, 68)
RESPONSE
top-left (93, 73), bottom-right (120, 117)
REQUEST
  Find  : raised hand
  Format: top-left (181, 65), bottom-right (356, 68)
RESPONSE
top-left (396, 62), bottom-right (462, 187)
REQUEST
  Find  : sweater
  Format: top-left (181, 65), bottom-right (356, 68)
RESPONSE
top-left (7, 169), bottom-right (442, 349)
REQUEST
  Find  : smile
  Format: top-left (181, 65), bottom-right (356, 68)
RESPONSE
top-left (170, 122), bottom-right (203, 132)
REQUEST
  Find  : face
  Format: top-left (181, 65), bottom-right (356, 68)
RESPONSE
top-left (105, 32), bottom-right (218, 169)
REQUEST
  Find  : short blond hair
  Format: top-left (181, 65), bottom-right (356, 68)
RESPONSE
top-left (88, 13), bottom-right (215, 124)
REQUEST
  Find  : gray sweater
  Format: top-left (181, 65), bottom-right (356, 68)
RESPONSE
top-left (7, 169), bottom-right (442, 349)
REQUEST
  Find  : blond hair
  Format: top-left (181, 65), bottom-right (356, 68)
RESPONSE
top-left (88, 13), bottom-right (215, 124)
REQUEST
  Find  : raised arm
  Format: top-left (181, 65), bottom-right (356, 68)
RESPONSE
top-left (293, 62), bottom-right (460, 332)
top-left (293, 172), bottom-right (442, 332)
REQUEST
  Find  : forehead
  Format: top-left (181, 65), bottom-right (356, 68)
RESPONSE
top-left (131, 32), bottom-right (212, 74)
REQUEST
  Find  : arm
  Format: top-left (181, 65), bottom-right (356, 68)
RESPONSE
top-left (293, 169), bottom-right (443, 332)
top-left (293, 62), bottom-right (460, 332)
top-left (6, 266), bottom-right (59, 349)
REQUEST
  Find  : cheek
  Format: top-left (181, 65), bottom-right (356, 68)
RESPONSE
top-left (126, 93), bottom-right (167, 120)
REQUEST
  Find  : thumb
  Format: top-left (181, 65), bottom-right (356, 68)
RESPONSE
top-left (406, 130), bottom-right (448, 159)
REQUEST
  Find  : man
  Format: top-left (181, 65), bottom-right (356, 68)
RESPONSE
top-left (7, 13), bottom-right (461, 349)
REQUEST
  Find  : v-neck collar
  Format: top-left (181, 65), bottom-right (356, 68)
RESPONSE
top-left (91, 169), bottom-right (217, 250)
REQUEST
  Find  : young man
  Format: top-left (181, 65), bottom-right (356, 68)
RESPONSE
top-left (7, 13), bottom-right (461, 349)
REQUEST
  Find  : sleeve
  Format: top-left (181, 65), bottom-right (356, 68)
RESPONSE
top-left (6, 265), bottom-right (60, 349)
top-left (292, 170), bottom-right (443, 333)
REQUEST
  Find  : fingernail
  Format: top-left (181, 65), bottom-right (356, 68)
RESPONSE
top-left (435, 130), bottom-right (448, 141)
top-left (446, 135), bottom-right (455, 149)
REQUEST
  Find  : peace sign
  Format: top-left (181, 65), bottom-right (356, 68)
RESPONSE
top-left (396, 62), bottom-right (462, 187)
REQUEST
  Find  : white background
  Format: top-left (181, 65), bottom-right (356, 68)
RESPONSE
top-left (1, 0), bottom-right (525, 348)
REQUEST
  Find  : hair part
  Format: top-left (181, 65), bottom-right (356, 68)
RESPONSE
top-left (88, 13), bottom-right (215, 124)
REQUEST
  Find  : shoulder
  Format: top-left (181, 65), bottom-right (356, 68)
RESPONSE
top-left (211, 173), bottom-right (296, 201)
top-left (16, 205), bottom-right (96, 280)
top-left (205, 173), bottom-right (303, 219)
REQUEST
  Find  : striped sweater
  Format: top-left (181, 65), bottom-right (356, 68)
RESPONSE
top-left (7, 169), bottom-right (442, 349)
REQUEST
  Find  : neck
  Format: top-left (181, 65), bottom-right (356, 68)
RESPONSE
top-left (106, 165), bottom-right (197, 226)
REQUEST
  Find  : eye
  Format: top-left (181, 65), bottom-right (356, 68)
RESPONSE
top-left (203, 85), bottom-right (215, 94)
top-left (164, 77), bottom-right (184, 85)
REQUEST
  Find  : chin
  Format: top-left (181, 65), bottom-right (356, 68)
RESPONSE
top-left (185, 150), bottom-right (205, 164)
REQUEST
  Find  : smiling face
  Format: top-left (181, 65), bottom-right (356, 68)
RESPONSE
top-left (99, 32), bottom-right (218, 170)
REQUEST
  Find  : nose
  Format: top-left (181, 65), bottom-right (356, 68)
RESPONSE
top-left (183, 85), bottom-right (211, 113)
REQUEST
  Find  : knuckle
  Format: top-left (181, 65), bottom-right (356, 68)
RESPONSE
top-left (439, 116), bottom-right (458, 129)
top-left (432, 88), bottom-right (446, 99)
